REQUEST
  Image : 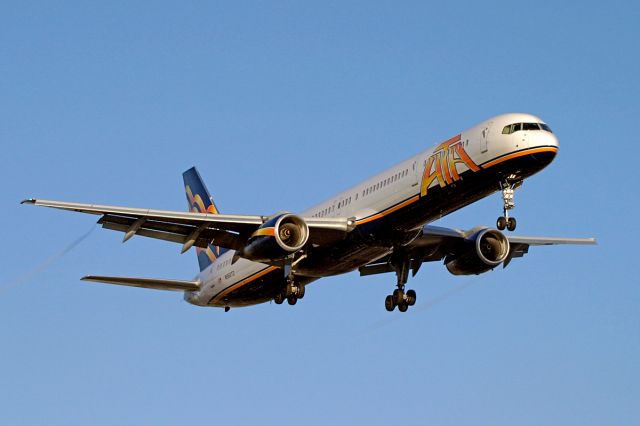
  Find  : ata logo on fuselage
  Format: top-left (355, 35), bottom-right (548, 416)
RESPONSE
top-left (420, 134), bottom-right (480, 197)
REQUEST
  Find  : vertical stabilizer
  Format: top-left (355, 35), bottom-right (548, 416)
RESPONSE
top-left (182, 167), bottom-right (228, 271)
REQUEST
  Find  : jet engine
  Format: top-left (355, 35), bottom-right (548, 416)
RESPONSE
top-left (240, 213), bottom-right (309, 263)
top-left (445, 229), bottom-right (510, 275)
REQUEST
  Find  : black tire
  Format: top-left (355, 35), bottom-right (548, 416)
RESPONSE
top-left (297, 285), bottom-right (305, 299)
top-left (398, 302), bottom-right (409, 312)
top-left (497, 216), bottom-right (507, 230)
top-left (507, 217), bottom-right (517, 231)
top-left (393, 288), bottom-right (404, 305)
top-left (287, 295), bottom-right (297, 305)
top-left (406, 289), bottom-right (416, 306)
top-left (274, 293), bottom-right (284, 304)
top-left (385, 295), bottom-right (395, 312)
top-left (286, 282), bottom-right (295, 297)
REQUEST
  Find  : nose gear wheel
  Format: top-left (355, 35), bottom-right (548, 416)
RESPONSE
top-left (497, 180), bottom-right (519, 231)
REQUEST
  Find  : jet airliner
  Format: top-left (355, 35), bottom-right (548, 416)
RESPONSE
top-left (23, 113), bottom-right (596, 312)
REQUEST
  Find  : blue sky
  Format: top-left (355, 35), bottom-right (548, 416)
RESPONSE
top-left (1, 1), bottom-right (638, 424)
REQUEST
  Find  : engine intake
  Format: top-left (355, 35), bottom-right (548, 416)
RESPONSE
top-left (446, 229), bottom-right (510, 275)
top-left (241, 213), bottom-right (309, 263)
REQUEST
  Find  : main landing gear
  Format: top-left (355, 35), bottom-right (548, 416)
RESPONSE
top-left (273, 257), bottom-right (305, 306)
top-left (273, 281), bottom-right (305, 306)
top-left (496, 180), bottom-right (519, 232)
top-left (384, 252), bottom-right (417, 313)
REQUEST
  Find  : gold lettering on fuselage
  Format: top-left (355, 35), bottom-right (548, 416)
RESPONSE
top-left (420, 134), bottom-right (481, 197)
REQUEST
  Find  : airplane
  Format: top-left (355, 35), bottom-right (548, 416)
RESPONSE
top-left (23, 113), bottom-right (596, 312)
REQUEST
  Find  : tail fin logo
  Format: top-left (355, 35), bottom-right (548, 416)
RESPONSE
top-left (183, 167), bottom-right (229, 271)
top-left (185, 185), bottom-right (219, 215)
top-left (185, 184), bottom-right (223, 266)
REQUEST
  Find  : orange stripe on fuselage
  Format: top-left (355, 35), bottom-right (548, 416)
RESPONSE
top-left (211, 266), bottom-right (279, 305)
top-left (482, 146), bottom-right (558, 169)
top-left (356, 147), bottom-right (556, 226)
top-left (355, 195), bottom-right (420, 226)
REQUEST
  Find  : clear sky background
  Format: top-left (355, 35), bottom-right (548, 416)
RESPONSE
top-left (1, 1), bottom-right (638, 425)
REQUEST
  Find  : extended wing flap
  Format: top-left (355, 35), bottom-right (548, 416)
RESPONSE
top-left (98, 215), bottom-right (246, 250)
top-left (81, 275), bottom-right (200, 291)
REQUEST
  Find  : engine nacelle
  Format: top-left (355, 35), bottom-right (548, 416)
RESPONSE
top-left (240, 213), bottom-right (309, 263)
top-left (445, 229), bottom-right (510, 275)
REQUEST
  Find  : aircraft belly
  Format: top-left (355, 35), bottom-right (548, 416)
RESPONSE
top-left (208, 271), bottom-right (317, 308)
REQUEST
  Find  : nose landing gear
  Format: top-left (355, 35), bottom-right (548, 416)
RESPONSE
top-left (496, 180), bottom-right (519, 231)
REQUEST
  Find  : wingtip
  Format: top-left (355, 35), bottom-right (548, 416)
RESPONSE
top-left (21, 198), bottom-right (36, 205)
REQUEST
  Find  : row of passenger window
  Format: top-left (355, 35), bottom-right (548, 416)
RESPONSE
top-left (502, 122), bottom-right (553, 134)
top-left (312, 168), bottom-right (410, 218)
top-left (362, 168), bottom-right (409, 198)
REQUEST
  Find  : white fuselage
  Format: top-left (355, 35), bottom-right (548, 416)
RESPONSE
top-left (186, 113), bottom-right (559, 307)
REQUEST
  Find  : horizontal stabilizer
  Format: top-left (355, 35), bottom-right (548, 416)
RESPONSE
top-left (81, 275), bottom-right (200, 291)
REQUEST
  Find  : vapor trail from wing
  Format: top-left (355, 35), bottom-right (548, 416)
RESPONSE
top-left (0, 225), bottom-right (96, 295)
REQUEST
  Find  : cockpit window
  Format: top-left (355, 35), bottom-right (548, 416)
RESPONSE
top-left (502, 122), bottom-right (553, 134)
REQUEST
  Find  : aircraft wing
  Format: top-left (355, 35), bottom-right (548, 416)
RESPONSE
top-left (359, 225), bottom-right (596, 276)
top-left (22, 198), bottom-right (355, 252)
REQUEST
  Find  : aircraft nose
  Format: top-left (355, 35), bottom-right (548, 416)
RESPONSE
top-left (545, 131), bottom-right (559, 149)
top-left (527, 130), bottom-right (559, 168)
top-left (530, 128), bottom-right (559, 150)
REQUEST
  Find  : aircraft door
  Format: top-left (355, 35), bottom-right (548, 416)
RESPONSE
top-left (412, 160), bottom-right (420, 187)
top-left (480, 122), bottom-right (492, 153)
